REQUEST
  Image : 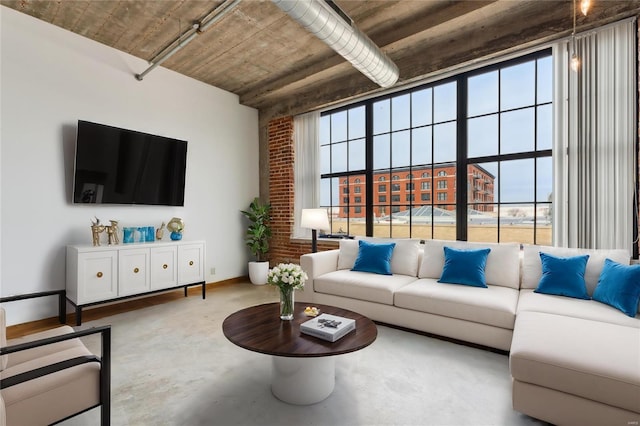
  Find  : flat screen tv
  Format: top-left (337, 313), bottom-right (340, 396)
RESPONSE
top-left (73, 120), bottom-right (187, 206)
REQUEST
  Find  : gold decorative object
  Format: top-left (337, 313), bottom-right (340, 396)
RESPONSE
top-left (105, 220), bottom-right (119, 245)
top-left (166, 217), bottom-right (184, 240)
top-left (90, 217), bottom-right (105, 246)
top-left (166, 217), bottom-right (184, 233)
top-left (156, 222), bottom-right (165, 240)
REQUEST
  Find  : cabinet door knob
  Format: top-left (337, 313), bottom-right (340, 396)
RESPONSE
top-left (96, 272), bottom-right (103, 278)
top-left (189, 260), bottom-right (194, 266)
top-left (163, 264), bottom-right (168, 269)
top-left (134, 267), bottom-right (140, 273)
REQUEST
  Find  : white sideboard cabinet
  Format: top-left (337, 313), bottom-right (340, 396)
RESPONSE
top-left (67, 240), bottom-right (205, 325)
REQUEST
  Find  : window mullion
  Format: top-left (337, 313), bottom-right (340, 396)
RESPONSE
top-left (456, 76), bottom-right (468, 241)
top-left (365, 102), bottom-right (374, 237)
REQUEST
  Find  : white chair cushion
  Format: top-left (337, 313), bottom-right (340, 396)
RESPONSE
top-left (418, 239), bottom-right (521, 289)
top-left (521, 245), bottom-right (630, 295)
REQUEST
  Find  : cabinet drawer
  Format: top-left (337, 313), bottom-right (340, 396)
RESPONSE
top-left (77, 251), bottom-right (118, 304)
top-left (178, 244), bottom-right (205, 284)
top-left (150, 246), bottom-right (178, 290)
top-left (119, 249), bottom-right (150, 296)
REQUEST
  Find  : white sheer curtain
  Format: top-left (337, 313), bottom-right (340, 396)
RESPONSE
top-left (292, 111), bottom-right (321, 238)
top-left (553, 18), bottom-right (636, 252)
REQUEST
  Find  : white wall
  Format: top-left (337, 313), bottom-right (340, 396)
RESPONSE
top-left (0, 6), bottom-right (259, 325)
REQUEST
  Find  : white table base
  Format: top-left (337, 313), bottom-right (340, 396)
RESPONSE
top-left (271, 356), bottom-right (335, 405)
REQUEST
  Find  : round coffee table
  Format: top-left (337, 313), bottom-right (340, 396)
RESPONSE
top-left (222, 302), bottom-right (377, 405)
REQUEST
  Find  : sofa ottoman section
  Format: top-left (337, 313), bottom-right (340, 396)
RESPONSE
top-left (510, 311), bottom-right (640, 420)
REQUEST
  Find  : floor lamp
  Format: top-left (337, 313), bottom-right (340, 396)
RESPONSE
top-left (301, 208), bottom-right (330, 253)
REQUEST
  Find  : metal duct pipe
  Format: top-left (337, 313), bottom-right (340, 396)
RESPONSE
top-left (136, 25), bottom-right (199, 81)
top-left (135, 0), bottom-right (240, 81)
top-left (272, 0), bottom-right (399, 88)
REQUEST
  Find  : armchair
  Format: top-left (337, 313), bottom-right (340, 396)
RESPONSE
top-left (0, 290), bottom-right (110, 425)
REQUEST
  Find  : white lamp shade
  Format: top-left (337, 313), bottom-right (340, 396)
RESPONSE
top-left (300, 208), bottom-right (330, 231)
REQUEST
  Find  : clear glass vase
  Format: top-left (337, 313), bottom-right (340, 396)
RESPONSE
top-left (279, 287), bottom-right (295, 320)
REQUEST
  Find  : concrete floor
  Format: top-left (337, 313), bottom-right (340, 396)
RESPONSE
top-left (62, 282), bottom-right (547, 426)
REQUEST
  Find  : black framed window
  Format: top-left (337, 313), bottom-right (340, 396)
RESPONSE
top-left (320, 49), bottom-right (552, 243)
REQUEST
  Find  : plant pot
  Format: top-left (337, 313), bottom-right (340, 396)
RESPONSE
top-left (248, 261), bottom-right (269, 285)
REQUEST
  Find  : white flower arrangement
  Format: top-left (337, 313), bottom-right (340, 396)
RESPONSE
top-left (267, 263), bottom-right (308, 290)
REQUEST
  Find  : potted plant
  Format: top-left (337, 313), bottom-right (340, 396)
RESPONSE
top-left (241, 197), bottom-right (272, 285)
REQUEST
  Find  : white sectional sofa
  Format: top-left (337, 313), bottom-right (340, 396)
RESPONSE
top-left (299, 239), bottom-right (640, 426)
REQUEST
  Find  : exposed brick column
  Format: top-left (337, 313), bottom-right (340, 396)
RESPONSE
top-left (267, 116), bottom-right (335, 265)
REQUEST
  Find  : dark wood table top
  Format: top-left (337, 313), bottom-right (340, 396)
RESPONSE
top-left (222, 302), bottom-right (377, 358)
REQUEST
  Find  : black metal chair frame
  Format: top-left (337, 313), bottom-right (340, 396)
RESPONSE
top-left (0, 290), bottom-right (111, 425)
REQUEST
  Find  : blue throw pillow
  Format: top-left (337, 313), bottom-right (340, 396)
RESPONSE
top-left (351, 240), bottom-right (396, 275)
top-left (438, 246), bottom-right (491, 288)
top-left (593, 258), bottom-right (640, 317)
top-left (534, 252), bottom-right (590, 299)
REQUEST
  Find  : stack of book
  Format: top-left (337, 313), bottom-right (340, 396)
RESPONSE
top-left (300, 313), bottom-right (356, 342)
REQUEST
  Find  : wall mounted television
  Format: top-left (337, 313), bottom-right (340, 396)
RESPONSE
top-left (73, 120), bottom-right (187, 206)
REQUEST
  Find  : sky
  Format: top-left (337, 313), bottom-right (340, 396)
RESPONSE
top-left (319, 55), bottom-right (553, 207)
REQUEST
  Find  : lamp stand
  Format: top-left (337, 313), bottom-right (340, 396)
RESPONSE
top-left (311, 229), bottom-right (318, 253)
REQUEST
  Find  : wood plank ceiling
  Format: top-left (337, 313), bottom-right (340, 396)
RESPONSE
top-left (2, 0), bottom-right (639, 117)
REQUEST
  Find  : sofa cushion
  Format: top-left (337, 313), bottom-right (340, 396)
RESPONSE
top-left (314, 270), bottom-right (418, 305)
top-left (418, 240), bottom-right (520, 289)
top-left (394, 278), bottom-right (519, 329)
top-left (438, 247), bottom-right (490, 288)
top-left (390, 239), bottom-right (420, 276)
top-left (337, 239), bottom-right (359, 270)
top-left (522, 244), bottom-right (630, 295)
top-left (510, 311), bottom-right (640, 414)
top-left (338, 238), bottom-right (421, 277)
top-left (593, 259), bottom-right (640, 317)
top-left (352, 240), bottom-right (395, 275)
top-left (517, 289), bottom-right (640, 327)
top-left (534, 252), bottom-right (590, 300)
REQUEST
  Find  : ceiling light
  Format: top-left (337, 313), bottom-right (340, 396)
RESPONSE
top-left (570, 53), bottom-right (581, 72)
top-left (580, 0), bottom-right (591, 16)
top-left (571, 0), bottom-right (580, 72)
top-left (272, 0), bottom-right (399, 88)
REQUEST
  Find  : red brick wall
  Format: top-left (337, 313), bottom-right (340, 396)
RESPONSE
top-left (267, 116), bottom-right (335, 266)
